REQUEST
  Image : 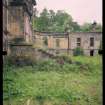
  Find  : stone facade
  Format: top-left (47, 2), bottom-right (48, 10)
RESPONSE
top-left (3, 0), bottom-right (36, 53)
top-left (3, 0), bottom-right (8, 51)
top-left (33, 31), bottom-right (102, 56)
top-left (3, 1), bottom-right (102, 57)
top-left (69, 32), bottom-right (102, 56)
top-left (33, 31), bottom-right (69, 49)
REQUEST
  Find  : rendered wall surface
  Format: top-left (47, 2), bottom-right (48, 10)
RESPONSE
top-left (33, 32), bottom-right (102, 56)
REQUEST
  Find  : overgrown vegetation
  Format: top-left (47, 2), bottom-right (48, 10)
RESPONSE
top-left (7, 55), bottom-right (35, 67)
top-left (73, 47), bottom-right (84, 56)
top-left (3, 56), bottom-right (102, 105)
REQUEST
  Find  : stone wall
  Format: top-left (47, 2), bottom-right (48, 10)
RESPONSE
top-left (24, 11), bottom-right (33, 43)
top-left (8, 6), bottom-right (24, 39)
top-left (33, 31), bottom-right (102, 56)
top-left (69, 32), bottom-right (102, 50)
top-left (3, 0), bottom-right (36, 52)
top-left (9, 44), bottom-right (56, 63)
top-left (33, 32), bottom-right (69, 50)
top-left (3, 0), bottom-right (8, 51)
top-left (69, 32), bottom-right (102, 56)
top-left (9, 44), bottom-right (41, 61)
top-left (52, 37), bottom-right (68, 49)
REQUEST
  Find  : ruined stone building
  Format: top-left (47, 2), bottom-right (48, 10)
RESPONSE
top-left (3, 0), bottom-right (102, 57)
top-left (3, 0), bottom-right (36, 53)
top-left (33, 31), bottom-right (102, 56)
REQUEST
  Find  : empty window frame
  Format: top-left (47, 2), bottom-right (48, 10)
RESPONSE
top-left (43, 37), bottom-right (48, 46)
top-left (77, 38), bottom-right (81, 47)
top-left (56, 39), bottom-right (60, 47)
top-left (90, 37), bottom-right (94, 47)
top-left (90, 50), bottom-right (94, 56)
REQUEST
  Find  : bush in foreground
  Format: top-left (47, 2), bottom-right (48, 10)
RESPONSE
top-left (73, 47), bottom-right (84, 56)
top-left (3, 56), bottom-right (102, 105)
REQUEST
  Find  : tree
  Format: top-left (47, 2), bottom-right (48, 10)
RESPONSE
top-left (71, 22), bottom-right (80, 32)
top-left (49, 10), bottom-right (56, 23)
top-left (35, 8), bottom-right (50, 31)
top-left (33, 9), bottom-right (74, 32)
top-left (94, 24), bottom-right (102, 32)
top-left (80, 22), bottom-right (102, 32)
top-left (54, 10), bottom-right (73, 32)
top-left (47, 10), bottom-right (56, 31)
top-left (33, 8), bottom-right (102, 33)
top-left (80, 23), bottom-right (92, 32)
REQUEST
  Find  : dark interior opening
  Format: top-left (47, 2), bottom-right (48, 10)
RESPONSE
top-left (90, 50), bottom-right (94, 56)
top-left (2, 51), bottom-right (7, 56)
top-left (98, 49), bottom-right (102, 55)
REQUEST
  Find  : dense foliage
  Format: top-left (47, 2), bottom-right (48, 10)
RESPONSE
top-left (73, 47), bottom-right (84, 56)
top-left (3, 56), bottom-right (102, 105)
top-left (33, 8), bottom-right (102, 32)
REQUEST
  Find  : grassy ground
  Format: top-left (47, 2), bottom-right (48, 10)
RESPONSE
top-left (3, 56), bottom-right (102, 105)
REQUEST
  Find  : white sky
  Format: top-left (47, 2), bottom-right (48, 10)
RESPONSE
top-left (35, 0), bottom-right (102, 25)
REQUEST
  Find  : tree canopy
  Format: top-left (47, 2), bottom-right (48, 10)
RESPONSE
top-left (33, 8), bottom-right (102, 32)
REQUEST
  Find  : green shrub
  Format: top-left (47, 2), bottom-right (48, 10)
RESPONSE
top-left (3, 56), bottom-right (102, 104)
top-left (73, 47), bottom-right (84, 56)
top-left (33, 59), bottom-right (61, 72)
top-left (6, 53), bottom-right (37, 66)
top-left (55, 54), bottom-right (73, 64)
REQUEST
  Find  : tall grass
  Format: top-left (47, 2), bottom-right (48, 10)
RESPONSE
top-left (3, 56), bottom-right (102, 105)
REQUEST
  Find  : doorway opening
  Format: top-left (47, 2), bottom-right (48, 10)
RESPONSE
top-left (90, 50), bottom-right (94, 56)
top-left (98, 49), bottom-right (102, 55)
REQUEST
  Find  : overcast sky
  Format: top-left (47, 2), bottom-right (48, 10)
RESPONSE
top-left (35, 0), bottom-right (102, 25)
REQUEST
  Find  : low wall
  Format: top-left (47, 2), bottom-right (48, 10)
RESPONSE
top-left (45, 48), bottom-right (99, 56)
top-left (9, 44), bottom-right (54, 62)
top-left (8, 44), bottom-right (100, 64)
